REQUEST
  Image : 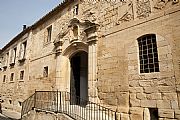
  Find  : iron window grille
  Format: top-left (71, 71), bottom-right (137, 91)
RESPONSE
top-left (138, 34), bottom-right (159, 73)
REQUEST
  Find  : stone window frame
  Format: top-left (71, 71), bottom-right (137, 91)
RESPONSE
top-left (137, 34), bottom-right (160, 73)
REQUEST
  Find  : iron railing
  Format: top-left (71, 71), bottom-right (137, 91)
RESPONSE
top-left (21, 91), bottom-right (118, 120)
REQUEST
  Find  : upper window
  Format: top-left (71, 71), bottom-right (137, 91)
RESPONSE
top-left (10, 47), bottom-right (17, 66)
top-left (47, 26), bottom-right (52, 42)
top-left (5, 52), bottom-right (9, 66)
top-left (19, 41), bottom-right (27, 61)
top-left (138, 34), bottom-right (159, 73)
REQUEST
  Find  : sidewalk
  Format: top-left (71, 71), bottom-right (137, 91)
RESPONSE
top-left (0, 108), bottom-right (21, 120)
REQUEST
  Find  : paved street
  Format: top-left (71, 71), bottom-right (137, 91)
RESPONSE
top-left (0, 113), bottom-right (15, 120)
top-left (0, 109), bottom-right (21, 120)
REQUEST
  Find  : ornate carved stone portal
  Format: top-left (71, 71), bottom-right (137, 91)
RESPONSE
top-left (54, 18), bottom-right (99, 102)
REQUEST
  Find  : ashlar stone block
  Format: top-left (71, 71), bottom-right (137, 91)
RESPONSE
top-left (159, 109), bottom-right (174, 118)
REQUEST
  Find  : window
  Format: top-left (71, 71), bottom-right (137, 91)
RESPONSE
top-left (20, 70), bottom-right (24, 80)
top-left (19, 41), bottom-right (27, 61)
top-left (18, 101), bottom-right (22, 106)
top-left (5, 52), bottom-right (9, 66)
top-left (9, 100), bottom-right (12, 104)
top-left (3, 75), bottom-right (6, 82)
top-left (10, 47), bottom-right (17, 66)
top-left (43, 66), bottom-right (48, 77)
top-left (13, 47), bottom-right (17, 63)
top-left (138, 34), bottom-right (159, 73)
top-left (73, 25), bottom-right (78, 39)
top-left (10, 73), bottom-right (14, 81)
top-left (149, 108), bottom-right (158, 120)
top-left (73, 4), bottom-right (79, 16)
top-left (47, 26), bottom-right (52, 42)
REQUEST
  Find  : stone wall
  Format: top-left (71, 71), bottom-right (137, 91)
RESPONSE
top-left (0, 0), bottom-right (180, 119)
top-left (95, 1), bottom-right (180, 120)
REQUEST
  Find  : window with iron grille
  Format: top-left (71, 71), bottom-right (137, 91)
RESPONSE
top-left (138, 34), bottom-right (159, 73)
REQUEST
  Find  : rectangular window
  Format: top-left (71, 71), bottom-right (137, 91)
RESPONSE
top-left (10, 73), bottom-right (14, 81)
top-left (10, 47), bottom-right (17, 66)
top-left (138, 34), bottom-right (159, 73)
top-left (3, 75), bottom-right (6, 82)
top-left (6, 52), bottom-right (9, 66)
top-left (20, 70), bottom-right (24, 80)
top-left (13, 47), bottom-right (17, 63)
top-left (19, 41), bottom-right (27, 61)
top-left (47, 26), bottom-right (52, 42)
top-left (43, 66), bottom-right (48, 77)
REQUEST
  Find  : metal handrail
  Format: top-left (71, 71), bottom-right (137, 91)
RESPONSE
top-left (21, 91), bottom-right (118, 120)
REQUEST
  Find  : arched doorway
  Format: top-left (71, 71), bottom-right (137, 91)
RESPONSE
top-left (70, 51), bottom-right (88, 105)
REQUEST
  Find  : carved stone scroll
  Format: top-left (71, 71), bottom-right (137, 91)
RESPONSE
top-left (117, 1), bottom-right (134, 25)
top-left (136, 0), bottom-right (151, 18)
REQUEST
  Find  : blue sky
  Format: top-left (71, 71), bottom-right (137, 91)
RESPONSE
top-left (0, 0), bottom-right (62, 49)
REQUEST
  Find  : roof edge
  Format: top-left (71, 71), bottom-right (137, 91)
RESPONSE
top-left (1, 0), bottom-right (75, 53)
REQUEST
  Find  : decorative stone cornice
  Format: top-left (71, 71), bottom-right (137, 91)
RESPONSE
top-left (84, 24), bottom-right (99, 43)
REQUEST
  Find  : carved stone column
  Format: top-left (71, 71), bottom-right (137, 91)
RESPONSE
top-left (54, 40), bottom-right (64, 91)
top-left (85, 25), bottom-right (99, 103)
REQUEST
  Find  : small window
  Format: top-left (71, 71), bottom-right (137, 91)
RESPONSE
top-left (47, 26), bottom-right (52, 42)
top-left (10, 73), bottom-right (14, 81)
top-left (149, 108), bottom-right (158, 120)
top-left (43, 66), bottom-right (48, 77)
top-left (3, 75), bottom-right (6, 82)
top-left (138, 34), bottom-right (159, 73)
top-left (9, 100), bottom-right (12, 104)
top-left (73, 25), bottom-right (78, 39)
top-left (18, 101), bottom-right (22, 106)
top-left (73, 4), bottom-right (79, 16)
top-left (20, 70), bottom-right (24, 80)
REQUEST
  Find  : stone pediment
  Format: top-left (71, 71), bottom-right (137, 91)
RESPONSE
top-left (54, 18), bottom-right (97, 46)
top-left (53, 18), bottom-right (99, 54)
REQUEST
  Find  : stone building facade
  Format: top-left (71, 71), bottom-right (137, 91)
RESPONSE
top-left (0, 0), bottom-right (180, 119)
